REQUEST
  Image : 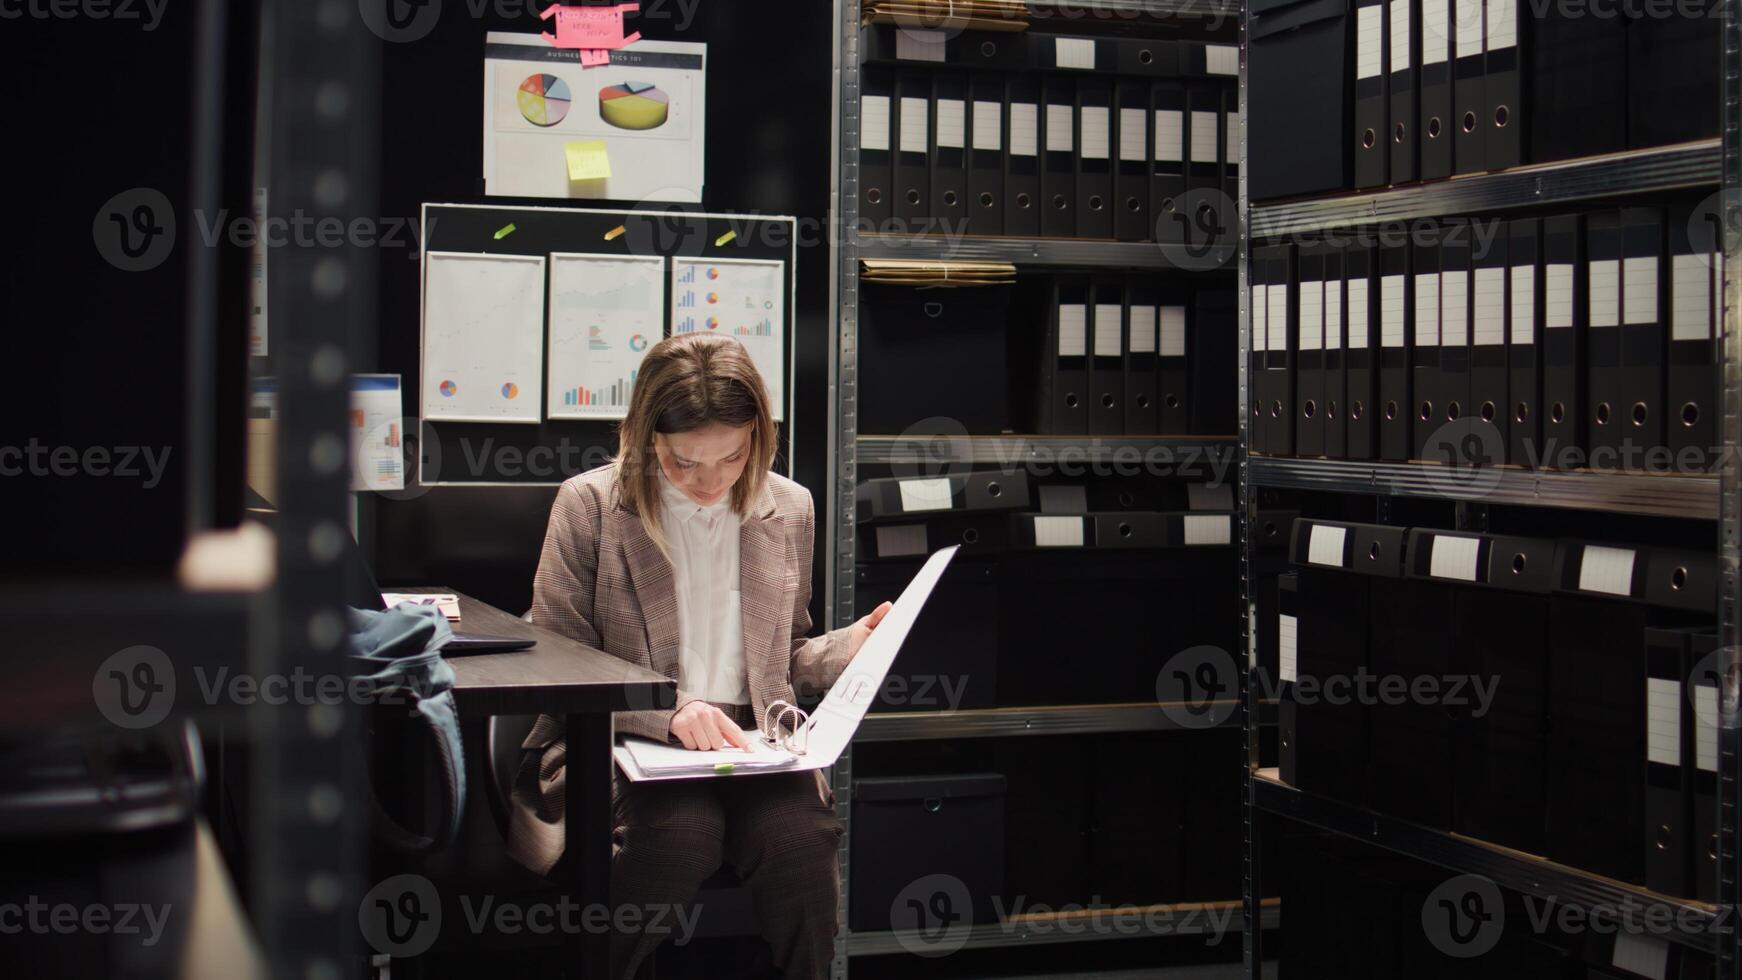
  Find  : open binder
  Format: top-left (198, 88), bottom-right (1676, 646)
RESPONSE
top-left (613, 545), bottom-right (960, 781)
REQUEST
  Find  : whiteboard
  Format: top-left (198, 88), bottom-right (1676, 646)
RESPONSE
top-left (670, 256), bottom-right (787, 420)
top-left (421, 251), bottom-right (546, 423)
top-left (546, 253), bottom-right (664, 420)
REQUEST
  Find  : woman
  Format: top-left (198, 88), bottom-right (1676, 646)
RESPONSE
top-left (507, 334), bottom-right (891, 979)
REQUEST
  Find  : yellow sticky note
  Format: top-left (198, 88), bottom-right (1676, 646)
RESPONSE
top-left (565, 140), bottom-right (612, 182)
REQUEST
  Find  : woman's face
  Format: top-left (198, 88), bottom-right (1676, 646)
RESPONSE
top-left (654, 422), bottom-right (753, 507)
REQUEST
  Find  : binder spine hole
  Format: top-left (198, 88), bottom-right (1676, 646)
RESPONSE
top-left (986, 482), bottom-right (1002, 498)
top-left (1656, 825), bottom-right (1673, 850)
top-left (1672, 567), bottom-right (1688, 591)
top-left (1551, 402), bottom-right (1566, 424)
top-left (1480, 401), bottom-right (1496, 423)
top-left (943, 191), bottom-right (959, 207)
top-left (1514, 401), bottom-right (1529, 424)
top-left (1446, 402), bottom-right (1462, 422)
top-left (1139, 48), bottom-right (1153, 64)
top-left (1631, 402), bottom-right (1648, 427)
top-left (962, 528), bottom-right (980, 545)
top-left (1088, 195), bottom-right (1104, 212)
top-left (1494, 105), bottom-right (1510, 128)
top-left (923, 302), bottom-right (944, 318)
top-left (866, 188), bottom-right (883, 204)
top-left (1119, 523), bottom-right (1133, 538)
top-left (906, 189), bottom-right (921, 205)
top-left (1368, 542), bottom-right (1382, 561)
top-left (1384, 400), bottom-right (1397, 421)
top-left (1137, 394), bottom-right (1150, 408)
top-left (1596, 402), bottom-right (1612, 426)
top-left (1512, 553), bottom-right (1527, 575)
top-left (1162, 197), bottom-right (1176, 213)
top-left (980, 41), bottom-right (996, 57)
top-left (924, 798), bottom-right (943, 813)
top-left (1462, 111), bottom-right (1477, 133)
top-left (1362, 128), bottom-right (1377, 149)
top-left (1125, 196), bottom-right (1141, 212)
top-left (1165, 394), bottom-right (1179, 409)
top-left (1016, 193), bottom-right (1032, 209)
top-left (1327, 400), bottom-right (1338, 420)
top-left (1427, 117), bottom-right (1442, 139)
top-left (979, 192), bottom-right (994, 208)
top-left (1303, 399), bottom-right (1317, 419)
top-left (1118, 492), bottom-right (1134, 507)
top-left (1271, 400), bottom-right (1284, 418)
top-left (1065, 393), bottom-right (1079, 408)
top-left (1052, 194), bottom-right (1068, 210)
top-left (1393, 122), bottom-right (1406, 144)
top-left (1683, 402), bottom-right (1700, 427)
top-left (1101, 393), bottom-right (1116, 408)
top-left (1263, 522), bottom-right (1277, 539)
top-left (1418, 400), bottom-right (1434, 422)
top-left (1352, 401), bottom-right (1364, 420)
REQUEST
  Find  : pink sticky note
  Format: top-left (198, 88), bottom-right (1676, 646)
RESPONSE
top-left (540, 3), bottom-right (641, 50)
top-left (579, 48), bottom-right (610, 67)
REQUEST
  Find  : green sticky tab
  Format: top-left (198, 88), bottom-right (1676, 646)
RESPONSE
top-left (493, 223), bottom-right (517, 240)
top-left (713, 763), bottom-right (735, 774)
top-left (714, 230), bottom-right (737, 247)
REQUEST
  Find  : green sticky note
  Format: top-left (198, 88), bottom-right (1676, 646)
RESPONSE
top-left (565, 140), bottom-right (612, 182)
top-left (713, 763), bottom-right (735, 774)
top-left (493, 223), bottom-right (517, 240)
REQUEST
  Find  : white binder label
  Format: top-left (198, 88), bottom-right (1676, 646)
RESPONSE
top-left (1094, 303), bottom-right (1123, 355)
top-left (875, 524), bottom-right (929, 558)
top-left (1357, 4), bottom-right (1384, 80)
top-left (1308, 524), bottom-right (1348, 567)
top-left (1205, 44), bottom-right (1238, 76)
top-left (1454, 0), bottom-right (1482, 57)
top-left (1348, 278), bottom-right (1371, 348)
top-left (1326, 280), bottom-right (1344, 348)
top-left (1009, 103), bottom-right (1039, 156)
top-left (1155, 109), bottom-right (1184, 163)
top-left (1474, 267), bottom-right (1505, 346)
top-left (1119, 108), bottom-right (1147, 162)
top-left (1252, 286), bottom-right (1268, 352)
top-left (1509, 265), bottom-right (1536, 344)
top-left (936, 99), bottom-right (967, 149)
top-left (1080, 106), bottom-right (1111, 160)
top-left (1046, 104), bottom-right (1074, 152)
top-left (1161, 306), bottom-right (1187, 358)
top-left (1058, 304), bottom-right (1088, 356)
top-left (1672, 253), bottom-right (1713, 341)
top-left (1611, 933), bottom-right (1670, 980)
top-left (1486, 0), bottom-right (1517, 51)
top-left (972, 101), bottom-right (1003, 151)
top-left (861, 95), bottom-right (892, 152)
top-left (1415, 273), bottom-right (1441, 346)
top-left (897, 477), bottom-right (953, 513)
top-left (1624, 255), bottom-right (1658, 325)
top-left (1225, 111), bottom-right (1240, 169)
top-left (1055, 37), bottom-right (1096, 70)
top-left (1646, 677), bottom-right (1683, 768)
top-left (1390, 0), bottom-right (1412, 75)
top-left (1300, 281), bottom-right (1324, 351)
top-left (1038, 484), bottom-right (1088, 514)
top-left (1268, 284), bottom-right (1289, 353)
top-left (1696, 684), bottom-right (1719, 772)
top-left (1381, 275), bottom-right (1406, 347)
top-left (1279, 613), bottom-right (1299, 684)
top-left (1128, 305), bottom-right (1158, 355)
top-left (1442, 269), bottom-right (1469, 346)
top-left (1546, 263), bottom-right (1575, 328)
top-left (1183, 514), bottom-right (1231, 546)
top-left (1590, 259), bottom-right (1621, 327)
top-left (1422, 0), bottom-right (1450, 65)
top-left (1032, 515), bottom-right (1085, 547)
top-left (897, 29), bottom-right (948, 62)
top-left (1190, 110), bottom-right (1219, 165)
top-left (899, 97), bottom-right (929, 153)
top-left (1429, 535), bottom-right (1481, 582)
top-left (1578, 544), bottom-right (1636, 597)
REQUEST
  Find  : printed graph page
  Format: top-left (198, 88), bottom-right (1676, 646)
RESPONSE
top-left (547, 253), bottom-right (663, 420)
top-left (422, 251), bottom-right (545, 423)
top-left (670, 257), bottom-right (787, 420)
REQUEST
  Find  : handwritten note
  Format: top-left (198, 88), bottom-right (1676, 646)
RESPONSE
top-left (565, 140), bottom-right (612, 181)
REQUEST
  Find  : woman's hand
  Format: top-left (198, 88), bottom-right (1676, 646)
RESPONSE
top-left (847, 601), bottom-right (893, 660)
top-left (669, 700), bottom-right (752, 751)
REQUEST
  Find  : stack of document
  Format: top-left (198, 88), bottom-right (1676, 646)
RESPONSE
top-left (863, 0), bottom-right (1028, 32)
top-left (382, 593), bottom-right (462, 623)
top-left (860, 259), bottom-right (1016, 287)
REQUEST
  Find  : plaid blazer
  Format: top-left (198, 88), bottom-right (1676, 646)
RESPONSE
top-left (507, 464), bottom-right (850, 875)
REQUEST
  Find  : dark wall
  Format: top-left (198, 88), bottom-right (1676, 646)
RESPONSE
top-left (366, 1), bottom-right (837, 615)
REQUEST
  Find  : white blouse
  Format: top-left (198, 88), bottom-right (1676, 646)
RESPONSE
top-left (657, 468), bottom-right (748, 705)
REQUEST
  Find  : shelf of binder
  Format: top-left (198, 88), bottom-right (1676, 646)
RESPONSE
top-left (1251, 770), bottom-right (1724, 952)
top-left (860, 258), bottom-right (1017, 286)
top-left (857, 433), bottom-right (1237, 468)
top-left (1249, 140), bottom-right (1721, 241)
top-left (858, 231), bottom-right (1234, 272)
top-left (856, 701), bottom-right (1239, 742)
top-left (864, 0), bottom-right (1029, 31)
top-left (846, 899), bottom-right (1276, 956)
top-left (1247, 456), bottom-right (1719, 522)
top-left (1025, 0), bottom-right (1238, 18)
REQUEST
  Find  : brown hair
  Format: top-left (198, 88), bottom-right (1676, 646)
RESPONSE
top-left (613, 334), bottom-right (777, 551)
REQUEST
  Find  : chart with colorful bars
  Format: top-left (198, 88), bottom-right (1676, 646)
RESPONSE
top-left (670, 257), bottom-right (787, 420)
top-left (547, 253), bottom-right (663, 420)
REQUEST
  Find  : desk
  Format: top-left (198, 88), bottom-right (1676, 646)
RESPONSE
top-left (411, 588), bottom-right (673, 978)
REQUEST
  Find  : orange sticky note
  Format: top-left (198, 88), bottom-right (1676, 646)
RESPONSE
top-left (565, 140), bottom-right (611, 181)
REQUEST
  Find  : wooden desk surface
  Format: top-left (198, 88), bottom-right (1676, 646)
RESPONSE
top-left (404, 588), bottom-right (673, 716)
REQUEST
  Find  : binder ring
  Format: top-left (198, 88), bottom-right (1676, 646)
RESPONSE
top-left (760, 699), bottom-right (810, 756)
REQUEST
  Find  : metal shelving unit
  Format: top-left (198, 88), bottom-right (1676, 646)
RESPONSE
top-left (859, 232), bottom-right (1235, 271)
top-left (856, 702), bottom-right (1240, 741)
top-left (847, 900), bottom-right (1277, 957)
top-left (857, 433), bottom-right (1237, 468)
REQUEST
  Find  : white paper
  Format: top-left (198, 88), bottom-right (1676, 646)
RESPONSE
top-left (422, 251), bottom-right (546, 422)
top-left (1038, 484), bottom-right (1088, 514)
top-left (1429, 535), bottom-right (1481, 582)
top-left (547, 253), bottom-right (662, 420)
top-left (1190, 110), bottom-right (1219, 165)
top-left (1183, 514), bottom-right (1231, 546)
top-left (1325, 279), bottom-right (1343, 349)
top-left (1160, 306), bottom-right (1187, 358)
top-left (1546, 263), bottom-right (1575, 328)
top-left (1279, 613), bottom-right (1298, 684)
top-left (1672, 253), bottom-right (1714, 341)
top-left (1454, 0), bottom-right (1482, 57)
top-left (1046, 104), bottom-right (1074, 152)
top-left (936, 98), bottom-right (967, 149)
top-left (1032, 515), bottom-right (1086, 547)
top-left (1381, 275), bottom-right (1406, 347)
top-left (900, 96), bottom-right (929, 153)
top-left (1205, 44), bottom-right (1238, 76)
top-left (1423, 0), bottom-right (1450, 65)
top-left (1128, 305), bottom-right (1158, 355)
top-left (1118, 108), bottom-right (1147, 162)
top-left (1300, 281), bottom-right (1324, 352)
top-left (1059, 304), bottom-right (1088, 356)
top-left (1611, 933), bottom-right (1670, 980)
top-left (1094, 303), bottom-right (1123, 355)
top-left (1357, 4), bottom-right (1384, 80)
top-left (897, 29), bottom-right (947, 62)
top-left (972, 101), bottom-right (1002, 151)
top-left (1056, 37), bottom-right (1096, 70)
top-left (621, 733), bottom-right (799, 778)
top-left (875, 524), bottom-right (928, 558)
top-left (1415, 273), bottom-right (1442, 346)
top-left (1009, 103), bottom-right (1039, 156)
top-left (483, 34), bottom-right (706, 203)
top-left (1390, 0), bottom-right (1412, 74)
top-left (897, 477), bottom-right (953, 513)
top-left (862, 95), bottom-right (892, 151)
top-left (1590, 259), bottom-right (1621, 327)
top-left (1473, 267), bottom-right (1505, 347)
top-left (1511, 265), bottom-right (1537, 344)
top-left (1442, 270), bottom-right (1469, 346)
top-left (1080, 106), bottom-right (1111, 160)
top-left (1268, 285), bottom-right (1289, 354)
top-left (1348, 278), bottom-right (1371, 348)
top-left (1225, 110), bottom-right (1240, 170)
top-left (350, 375), bottom-right (404, 492)
top-left (1624, 256), bottom-right (1659, 325)
top-left (1696, 684), bottom-right (1719, 772)
top-left (1308, 524), bottom-right (1347, 567)
top-left (671, 257), bottom-right (788, 420)
top-left (1253, 285), bottom-right (1268, 353)
top-left (1486, 0), bottom-right (1517, 50)
top-left (1646, 677), bottom-right (1683, 768)
top-left (1155, 109), bottom-right (1184, 163)
top-left (1578, 544), bottom-right (1636, 597)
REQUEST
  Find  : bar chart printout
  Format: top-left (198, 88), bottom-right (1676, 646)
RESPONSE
top-left (547, 252), bottom-right (664, 420)
top-left (669, 256), bottom-right (787, 420)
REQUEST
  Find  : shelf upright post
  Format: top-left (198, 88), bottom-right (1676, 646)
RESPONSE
top-left (1236, 0), bottom-right (1262, 973)
top-left (1718, 0), bottom-right (1741, 973)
